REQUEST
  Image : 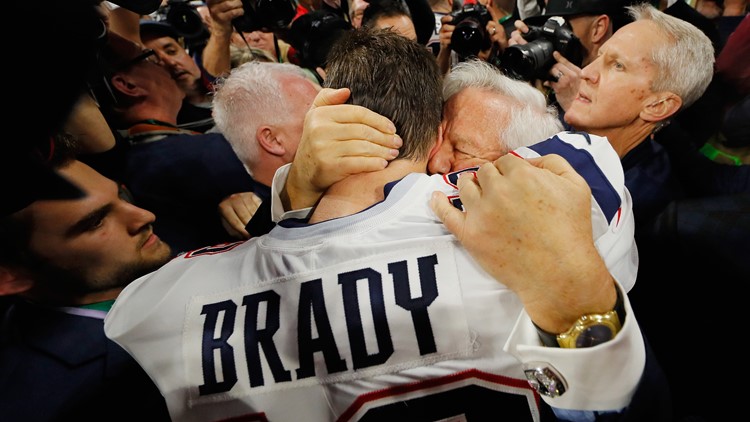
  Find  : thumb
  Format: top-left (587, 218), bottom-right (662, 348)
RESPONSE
top-left (311, 87), bottom-right (350, 109)
top-left (430, 191), bottom-right (466, 241)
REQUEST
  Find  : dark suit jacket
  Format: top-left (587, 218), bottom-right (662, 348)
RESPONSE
top-left (124, 131), bottom-right (256, 255)
top-left (0, 300), bottom-right (170, 422)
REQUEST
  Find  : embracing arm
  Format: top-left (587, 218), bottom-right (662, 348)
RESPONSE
top-left (278, 87), bottom-right (403, 215)
top-left (430, 154), bottom-right (670, 418)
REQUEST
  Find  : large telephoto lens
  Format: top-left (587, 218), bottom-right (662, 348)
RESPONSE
top-left (499, 38), bottom-right (554, 81)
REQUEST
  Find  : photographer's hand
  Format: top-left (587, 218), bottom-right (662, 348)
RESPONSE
top-left (481, 20), bottom-right (508, 61)
top-left (544, 51), bottom-right (582, 112)
top-left (202, 0), bottom-right (245, 77)
top-left (508, 19), bottom-right (529, 46)
top-left (436, 14), bottom-right (455, 75)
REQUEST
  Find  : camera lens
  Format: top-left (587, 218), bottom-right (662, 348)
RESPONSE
top-left (166, 4), bottom-right (205, 39)
top-left (500, 39), bottom-right (554, 81)
top-left (451, 19), bottom-right (485, 58)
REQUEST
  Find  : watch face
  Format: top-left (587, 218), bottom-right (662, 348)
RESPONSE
top-left (576, 325), bottom-right (615, 348)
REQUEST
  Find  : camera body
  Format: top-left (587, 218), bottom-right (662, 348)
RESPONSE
top-left (232, 0), bottom-right (297, 34)
top-left (449, 0), bottom-right (492, 59)
top-left (159, 0), bottom-right (207, 40)
top-left (499, 16), bottom-right (584, 82)
top-left (287, 10), bottom-right (352, 74)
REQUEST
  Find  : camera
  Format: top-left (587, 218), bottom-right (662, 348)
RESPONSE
top-left (498, 16), bottom-right (584, 82)
top-left (232, 0), bottom-right (297, 34)
top-left (159, 0), bottom-right (207, 40)
top-left (449, 0), bottom-right (492, 59)
top-left (286, 10), bottom-right (353, 82)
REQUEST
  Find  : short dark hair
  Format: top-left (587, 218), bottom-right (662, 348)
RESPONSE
top-left (324, 27), bottom-right (442, 160)
top-left (362, 0), bottom-right (412, 28)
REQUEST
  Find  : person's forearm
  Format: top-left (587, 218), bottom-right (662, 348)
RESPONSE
top-left (281, 163), bottom-right (325, 212)
top-left (201, 29), bottom-right (233, 77)
top-left (437, 48), bottom-right (452, 75)
top-left (723, 0), bottom-right (747, 16)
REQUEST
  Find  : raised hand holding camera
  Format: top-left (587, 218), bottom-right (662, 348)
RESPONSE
top-left (543, 50), bottom-right (583, 112)
top-left (500, 16), bottom-right (584, 82)
top-left (448, 0), bottom-right (492, 59)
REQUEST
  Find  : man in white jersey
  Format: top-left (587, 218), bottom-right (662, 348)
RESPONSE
top-left (105, 27), bottom-right (665, 421)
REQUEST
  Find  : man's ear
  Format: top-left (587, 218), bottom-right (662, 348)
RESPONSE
top-left (110, 74), bottom-right (142, 97)
top-left (591, 14), bottom-right (612, 43)
top-left (641, 93), bottom-right (682, 123)
top-left (0, 267), bottom-right (33, 296)
top-left (429, 124), bottom-right (446, 161)
top-left (256, 126), bottom-right (286, 156)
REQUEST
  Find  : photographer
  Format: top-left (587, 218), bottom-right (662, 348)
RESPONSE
top-left (140, 20), bottom-right (217, 133)
top-left (201, 0), bottom-right (247, 77)
top-left (201, 0), bottom-right (297, 77)
top-left (436, 0), bottom-right (510, 75)
top-left (507, 0), bottom-right (628, 113)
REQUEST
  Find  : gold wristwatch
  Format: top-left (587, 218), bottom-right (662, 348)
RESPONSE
top-left (535, 287), bottom-right (624, 348)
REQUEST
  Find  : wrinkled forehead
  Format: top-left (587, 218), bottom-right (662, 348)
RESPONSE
top-left (607, 19), bottom-right (664, 58)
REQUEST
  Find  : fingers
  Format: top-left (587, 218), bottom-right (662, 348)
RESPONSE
top-left (217, 192), bottom-right (262, 239)
top-left (308, 92), bottom-right (396, 135)
top-left (325, 135), bottom-right (401, 159)
top-left (324, 106), bottom-right (397, 135)
top-left (552, 51), bottom-right (571, 66)
top-left (514, 20), bottom-right (529, 32)
top-left (456, 168), bottom-right (482, 209)
top-left (310, 87), bottom-right (351, 109)
top-left (508, 20), bottom-right (529, 46)
top-left (475, 154), bottom-right (525, 193)
top-left (207, 0), bottom-right (243, 23)
top-left (219, 206), bottom-right (250, 239)
top-left (429, 191), bottom-right (466, 240)
top-left (485, 22), bottom-right (507, 47)
top-left (525, 154), bottom-right (586, 185)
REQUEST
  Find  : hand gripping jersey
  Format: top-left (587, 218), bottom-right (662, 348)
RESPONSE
top-left (105, 132), bottom-right (640, 421)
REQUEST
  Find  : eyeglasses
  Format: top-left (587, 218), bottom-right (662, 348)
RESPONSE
top-left (116, 49), bottom-right (159, 71)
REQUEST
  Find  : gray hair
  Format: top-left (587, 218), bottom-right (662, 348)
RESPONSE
top-left (628, 3), bottom-right (714, 110)
top-left (211, 61), bottom-right (313, 173)
top-left (443, 59), bottom-right (563, 151)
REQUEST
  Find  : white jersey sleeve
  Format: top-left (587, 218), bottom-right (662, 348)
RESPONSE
top-left (512, 131), bottom-right (638, 292)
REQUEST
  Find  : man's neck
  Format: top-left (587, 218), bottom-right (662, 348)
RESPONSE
top-left (124, 108), bottom-right (180, 128)
top-left (254, 156), bottom-right (289, 188)
top-left (22, 287), bottom-right (123, 307)
top-left (585, 121), bottom-right (657, 158)
top-left (309, 159), bottom-right (428, 224)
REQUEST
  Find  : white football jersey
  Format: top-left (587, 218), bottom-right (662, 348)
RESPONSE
top-left (105, 132), bottom-right (638, 421)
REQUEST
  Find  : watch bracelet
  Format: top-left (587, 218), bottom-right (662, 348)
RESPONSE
top-left (533, 286), bottom-right (626, 348)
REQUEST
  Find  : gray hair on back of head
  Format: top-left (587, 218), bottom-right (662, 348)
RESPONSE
top-left (212, 61), bottom-right (312, 173)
